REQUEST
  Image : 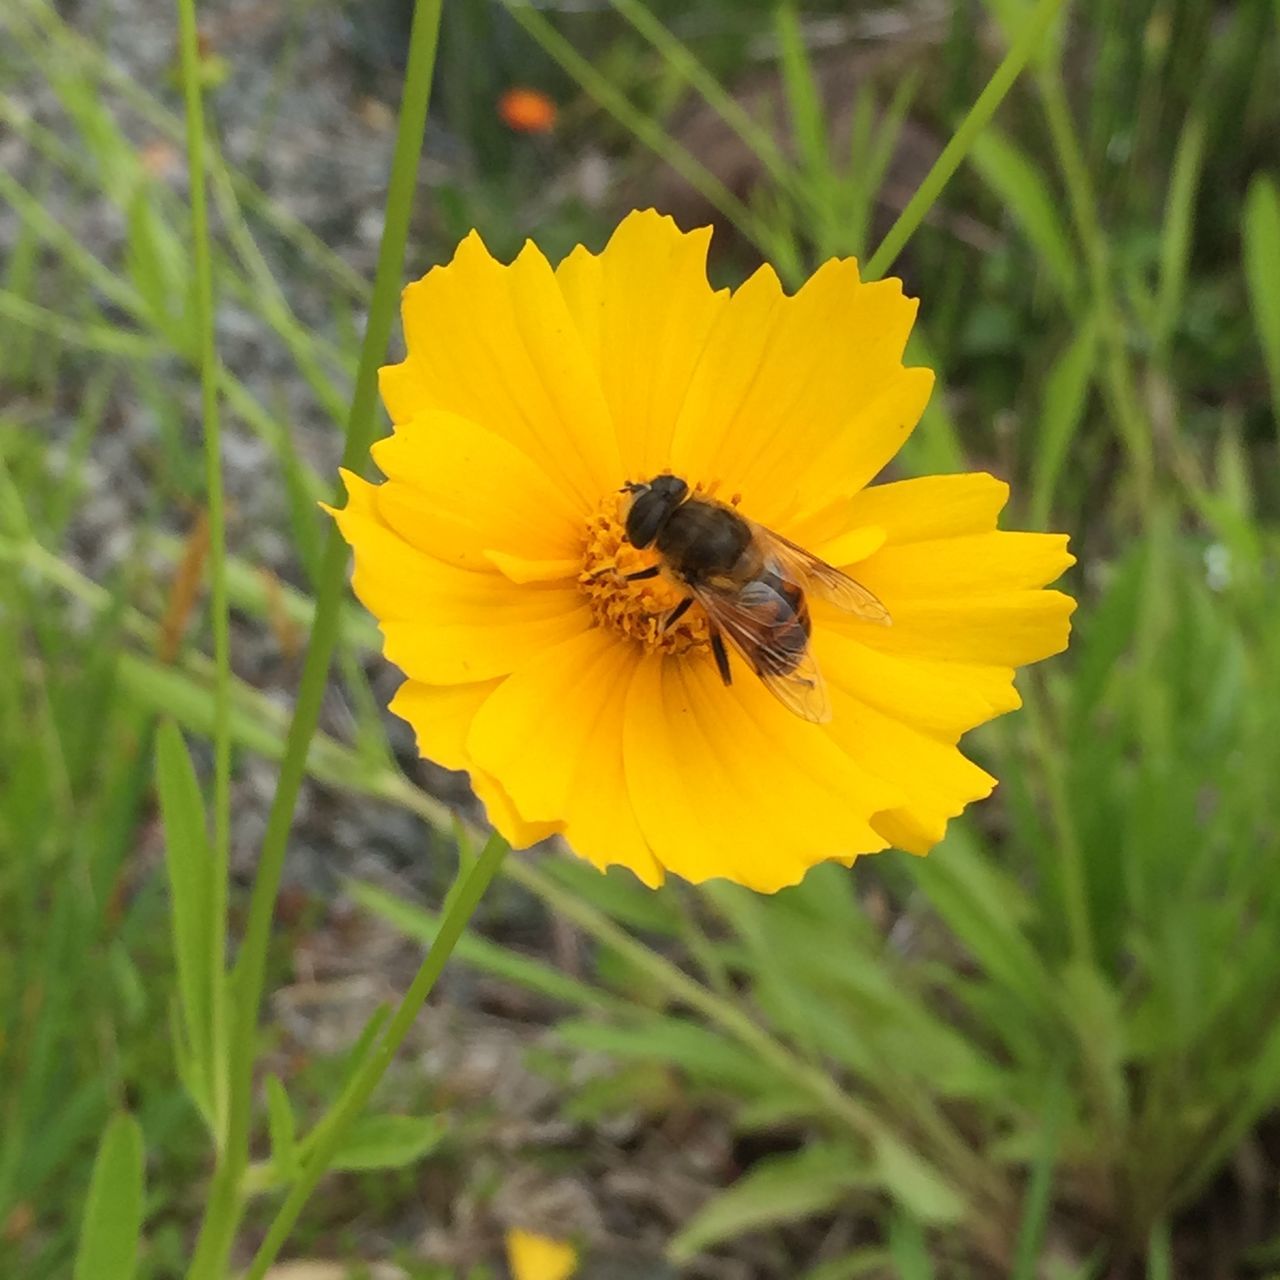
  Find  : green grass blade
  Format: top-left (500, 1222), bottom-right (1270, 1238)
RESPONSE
top-left (1153, 112), bottom-right (1206, 352)
top-left (865, 0), bottom-right (1066, 280)
top-left (1243, 174), bottom-right (1280, 434)
top-left (73, 1113), bottom-right (145, 1280)
top-left (175, 0), bottom-right (231, 1145)
top-left (1030, 317), bottom-right (1099, 529)
top-left (1010, 1071), bottom-right (1066, 1279)
top-left (969, 126), bottom-right (1080, 305)
top-left (774, 3), bottom-right (832, 183)
top-left (154, 719), bottom-right (214, 1120)
top-left (669, 1144), bottom-right (867, 1262)
top-left (887, 1209), bottom-right (935, 1280)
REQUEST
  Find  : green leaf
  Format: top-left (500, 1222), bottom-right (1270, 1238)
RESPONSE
top-left (74, 1114), bottom-right (145, 1280)
top-left (1243, 174), bottom-right (1280, 429)
top-left (155, 719), bottom-right (213, 1092)
top-left (1011, 1071), bottom-right (1066, 1279)
top-left (1153, 113), bottom-right (1206, 350)
top-left (348, 879), bottom-right (618, 1014)
top-left (1030, 317), bottom-right (1098, 528)
top-left (669, 1143), bottom-right (867, 1261)
top-left (887, 1208), bottom-right (935, 1280)
top-left (774, 2), bottom-right (831, 187)
top-left (872, 1134), bottom-right (965, 1224)
top-left (556, 1017), bottom-right (777, 1096)
top-left (969, 127), bottom-right (1080, 306)
top-left (801, 1249), bottom-right (895, 1280)
top-left (265, 1076), bottom-right (299, 1180)
top-left (124, 185), bottom-right (194, 357)
top-left (329, 1114), bottom-right (444, 1172)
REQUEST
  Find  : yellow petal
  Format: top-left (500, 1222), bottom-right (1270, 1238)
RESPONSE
top-left (816, 631), bottom-right (1022, 739)
top-left (381, 232), bottom-right (620, 509)
top-left (623, 653), bottom-right (901, 891)
top-left (485, 551), bottom-right (584, 584)
top-left (506, 1229), bottom-right (578, 1280)
top-left (854, 531), bottom-right (1075, 602)
top-left (556, 209), bottom-right (729, 482)
top-left (329, 471), bottom-right (590, 683)
top-left (670, 259), bottom-right (928, 527)
top-left (370, 410), bottom-right (584, 572)
top-left (845, 472), bottom-right (1011, 542)
top-left (389, 677), bottom-right (502, 771)
top-left (389, 680), bottom-right (562, 847)
top-left (466, 628), bottom-right (662, 885)
top-left (824, 688), bottom-right (998, 854)
top-left (848, 590), bottom-right (1077, 667)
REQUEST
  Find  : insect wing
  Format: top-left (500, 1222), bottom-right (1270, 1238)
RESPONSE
top-left (691, 582), bottom-right (832, 724)
top-left (752, 522), bottom-right (891, 625)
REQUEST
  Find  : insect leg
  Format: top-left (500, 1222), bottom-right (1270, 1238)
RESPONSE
top-left (710, 628), bottom-right (733, 686)
top-left (662, 596), bottom-right (694, 631)
top-left (623, 565), bottom-right (661, 582)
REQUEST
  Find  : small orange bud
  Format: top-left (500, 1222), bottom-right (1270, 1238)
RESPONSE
top-left (498, 87), bottom-right (557, 134)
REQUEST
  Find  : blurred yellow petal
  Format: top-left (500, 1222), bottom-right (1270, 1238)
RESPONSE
top-left (506, 1229), bottom-right (578, 1280)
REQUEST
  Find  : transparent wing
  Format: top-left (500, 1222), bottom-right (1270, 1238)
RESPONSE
top-left (751, 522), bottom-right (892, 625)
top-left (691, 583), bottom-right (832, 724)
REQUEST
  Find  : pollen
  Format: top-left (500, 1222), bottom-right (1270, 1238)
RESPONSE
top-left (579, 493), bottom-right (711, 657)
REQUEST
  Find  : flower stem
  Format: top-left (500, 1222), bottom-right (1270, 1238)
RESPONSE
top-left (242, 834), bottom-right (511, 1280)
top-left (182, 0), bottom-right (444, 1274)
top-left (175, 0), bottom-right (231, 1141)
top-left (864, 0), bottom-right (1065, 281)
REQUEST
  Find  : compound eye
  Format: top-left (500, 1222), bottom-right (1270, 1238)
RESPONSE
top-left (624, 492), bottom-right (665, 548)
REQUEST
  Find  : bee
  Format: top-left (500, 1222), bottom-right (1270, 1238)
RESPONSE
top-left (619, 473), bottom-right (890, 723)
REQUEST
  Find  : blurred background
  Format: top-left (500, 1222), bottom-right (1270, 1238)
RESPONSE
top-left (2, 0), bottom-right (1280, 1276)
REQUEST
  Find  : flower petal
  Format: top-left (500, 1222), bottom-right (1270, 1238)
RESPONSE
top-left (845, 472), bottom-right (1012, 542)
top-left (389, 679), bottom-right (561, 847)
top-left (329, 470), bottom-right (590, 683)
top-left (556, 209), bottom-right (729, 481)
top-left (466, 628), bottom-right (663, 886)
top-left (669, 258), bottom-right (929, 526)
top-left (818, 632), bottom-right (1022, 740)
top-left (370, 410), bottom-right (584, 572)
top-left (854, 532), bottom-right (1075, 602)
top-left (623, 652), bottom-right (902, 891)
top-left (824, 688), bottom-right (998, 854)
top-left (380, 233), bottom-right (620, 509)
top-left (845, 591), bottom-right (1077, 667)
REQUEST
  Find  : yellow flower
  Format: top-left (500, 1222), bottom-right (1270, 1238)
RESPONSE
top-left (328, 210), bottom-right (1075, 892)
top-left (505, 1229), bottom-right (578, 1280)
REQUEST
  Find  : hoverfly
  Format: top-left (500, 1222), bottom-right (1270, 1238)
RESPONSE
top-left (620, 473), bottom-right (890, 723)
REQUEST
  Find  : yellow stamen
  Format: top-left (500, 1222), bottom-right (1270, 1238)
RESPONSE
top-left (578, 493), bottom-right (711, 656)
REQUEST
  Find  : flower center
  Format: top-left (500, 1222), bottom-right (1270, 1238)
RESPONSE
top-left (579, 492), bottom-right (711, 657)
